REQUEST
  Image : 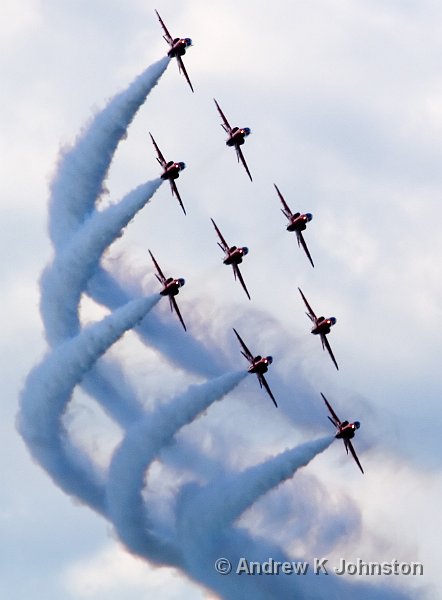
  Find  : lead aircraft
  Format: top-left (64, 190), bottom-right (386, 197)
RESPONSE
top-left (155, 10), bottom-right (194, 92)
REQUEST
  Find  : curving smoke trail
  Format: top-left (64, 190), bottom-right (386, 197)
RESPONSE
top-left (88, 266), bottom-right (226, 379)
top-left (49, 56), bottom-right (170, 249)
top-left (41, 179), bottom-right (163, 345)
top-left (18, 293), bottom-right (160, 514)
top-left (106, 371), bottom-right (247, 567)
top-left (176, 436), bottom-right (412, 600)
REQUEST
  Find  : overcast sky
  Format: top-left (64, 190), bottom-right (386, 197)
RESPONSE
top-left (1, 1), bottom-right (441, 598)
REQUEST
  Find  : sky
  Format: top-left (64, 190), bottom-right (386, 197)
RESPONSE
top-left (1, 0), bottom-right (441, 598)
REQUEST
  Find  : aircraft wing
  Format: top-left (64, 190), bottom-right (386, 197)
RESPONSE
top-left (321, 333), bottom-right (339, 371)
top-left (232, 328), bottom-right (254, 362)
top-left (170, 180), bottom-right (186, 215)
top-left (274, 184), bottom-right (293, 220)
top-left (347, 439), bottom-right (364, 474)
top-left (259, 374), bottom-right (278, 408)
top-left (232, 263), bottom-right (251, 300)
top-left (176, 55), bottom-right (194, 92)
top-left (320, 393), bottom-right (341, 427)
top-left (149, 249), bottom-right (166, 284)
top-left (298, 287), bottom-right (317, 322)
top-left (296, 231), bottom-right (314, 268)
top-left (169, 295), bottom-right (187, 331)
top-left (155, 10), bottom-right (173, 45)
top-left (214, 99), bottom-right (231, 133)
top-left (235, 145), bottom-right (253, 182)
top-left (210, 218), bottom-right (229, 252)
top-left (149, 132), bottom-right (166, 167)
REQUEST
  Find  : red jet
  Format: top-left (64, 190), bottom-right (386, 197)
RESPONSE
top-left (274, 184), bottom-right (314, 268)
top-left (149, 250), bottom-right (186, 331)
top-left (155, 10), bottom-right (194, 92)
top-left (211, 218), bottom-right (251, 300)
top-left (149, 133), bottom-right (186, 215)
top-left (214, 99), bottom-right (252, 182)
top-left (298, 287), bottom-right (338, 370)
top-left (321, 393), bottom-right (364, 474)
top-left (233, 328), bottom-right (277, 407)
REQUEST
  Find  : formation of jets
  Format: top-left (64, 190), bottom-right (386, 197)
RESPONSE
top-left (149, 11), bottom-right (364, 474)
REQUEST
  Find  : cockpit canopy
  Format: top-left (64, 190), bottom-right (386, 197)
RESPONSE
top-left (354, 421), bottom-right (360, 429)
top-left (328, 317), bottom-right (337, 326)
top-left (184, 38), bottom-right (193, 47)
top-left (241, 247), bottom-right (249, 255)
top-left (305, 212), bottom-right (313, 222)
top-left (177, 162), bottom-right (186, 171)
top-left (177, 278), bottom-right (185, 287)
top-left (241, 127), bottom-right (251, 136)
top-left (266, 356), bottom-right (273, 364)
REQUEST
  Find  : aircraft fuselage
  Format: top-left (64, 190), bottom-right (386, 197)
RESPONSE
top-left (226, 127), bottom-right (250, 147)
top-left (311, 317), bottom-right (336, 336)
top-left (248, 356), bottom-right (272, 375)
top-left (161, 162), bottom-right (182, 181)
top-left (161, 278), bottom-right (183, 297)
top-left (223, 246), bottom-right (247, 265)
top-left (287, 215), bottom-right (309, 232)
top-left (336, 421), bottom-right (359, 440)
top-left (168, 38), bottom-right (189, 58)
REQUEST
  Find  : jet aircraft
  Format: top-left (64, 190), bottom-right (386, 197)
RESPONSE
top-left (274, 184), bottom-right (314, 267)
top-left (155, 10), bottom-right (194, 92)
top-left (298, 287), bottom-right (338, 370)
top-left (233, 328), bottom-right (277, 407)
top-left (214, 99), bottom-right (253, 181)
top-left (149, 133), bottom-right (186, 215)
top-left (149, 250), bottom-right (186, 331)
top-left (211, 218), bottom-right (251, 300)
top-left (321, 392), bottom-right (364, 473)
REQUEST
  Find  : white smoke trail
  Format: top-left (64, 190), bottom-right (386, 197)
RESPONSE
top-left (88, 266), bottom-right (226, 379)
top-left (41, 178), bottom-right (162, 345)
top-left (106, 370), bottom-right (247, 566)
top-left (188, 436), bottom-right (334, 533)
top-left (18, 294), bottom-right (160, 514)
top-left (49, 56), bottom-right (170, 248)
